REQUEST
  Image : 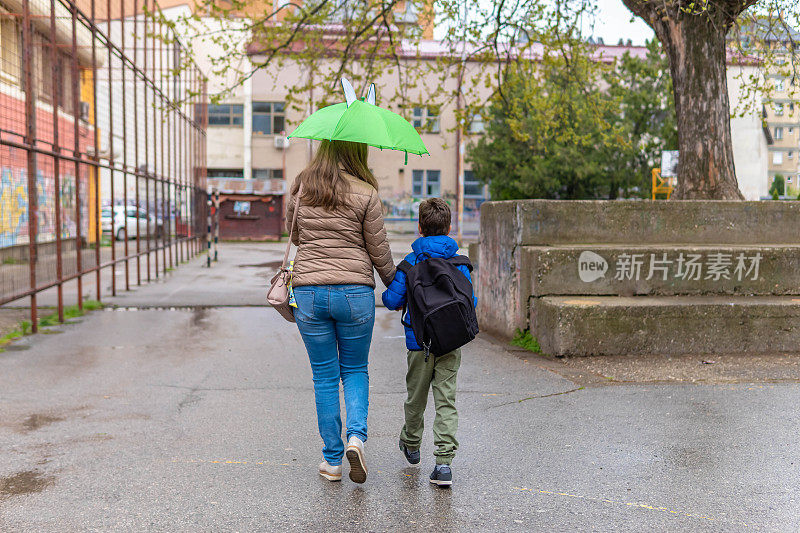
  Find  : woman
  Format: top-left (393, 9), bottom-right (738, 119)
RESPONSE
top-left (287, 139), bottom-right (395, 484)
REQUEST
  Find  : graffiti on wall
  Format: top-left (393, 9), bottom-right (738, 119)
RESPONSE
top-left (0, 166), bottom-right (89, 248)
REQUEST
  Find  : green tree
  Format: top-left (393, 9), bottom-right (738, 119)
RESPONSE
top-left (602, 39), bottom-right (677, 198)
top-left (770, 174), bottom-right (785, 199)
top-left (155, 0), bottom-right (799, 199)
top-left (467, 36), bottom-right (626, 199)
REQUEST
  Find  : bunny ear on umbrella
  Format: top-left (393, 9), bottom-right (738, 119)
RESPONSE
top-left (341, 77), bottom-right (357, 107)
top-left (365, 83), bottom-right (376, 105)
top-left (287, 77), bottom-right (429, 161)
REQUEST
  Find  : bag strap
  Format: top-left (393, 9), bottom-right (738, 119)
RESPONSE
top-left (447, 254), bottom-right (473, 272)
top-left (397, 259), bottom-right (413, 275)
top-left (282, 184), bottom-right (303, 270)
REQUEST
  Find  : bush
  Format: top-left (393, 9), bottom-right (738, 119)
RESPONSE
top-left (511, 329), bottom-right (542, 353)
top-left (770, 175), bottom-right (785, 199)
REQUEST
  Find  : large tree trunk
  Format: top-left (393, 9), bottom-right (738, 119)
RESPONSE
top-left (622, 0), bottom-right (745, 199)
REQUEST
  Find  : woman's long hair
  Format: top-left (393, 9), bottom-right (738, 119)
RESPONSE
top-left (291, 140), bottom-right (378, 210)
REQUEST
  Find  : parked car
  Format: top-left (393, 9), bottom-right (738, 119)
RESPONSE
top-left (100, 206), bottom-right (163, 241)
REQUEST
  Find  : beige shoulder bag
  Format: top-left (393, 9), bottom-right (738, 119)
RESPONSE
top-left (267, 185), bottom-right (302, 322)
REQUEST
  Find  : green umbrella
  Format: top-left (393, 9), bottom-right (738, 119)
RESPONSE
top-left (287, 79), bottom-right (429, 162)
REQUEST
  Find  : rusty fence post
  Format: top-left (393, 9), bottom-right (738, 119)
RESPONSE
top-left (70, 0), bottom-right (83, 310)
top-left (50, 0), bottom-right (64, 323)
top-left (21, 0), bottom-right (38, 332)
top-left (206, 188), bottom-right (212, 268)
top-left (214, 189), bottom-right (219, 262)
top-left (0, 0), bottom-right (207, 315)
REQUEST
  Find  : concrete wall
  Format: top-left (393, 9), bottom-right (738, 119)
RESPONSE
top-left (478, 200), bottom-right (800, 338)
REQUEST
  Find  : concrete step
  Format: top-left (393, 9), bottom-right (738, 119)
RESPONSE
top-left (533, 295), bottom-right (800, 356)
top-left (523, 244), bottom-right (800, 297)
top-left (482, 200), bottom-right (800, 246)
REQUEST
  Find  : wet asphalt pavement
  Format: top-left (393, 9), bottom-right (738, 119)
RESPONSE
top-left (1, 243), bottom-right (800, 532)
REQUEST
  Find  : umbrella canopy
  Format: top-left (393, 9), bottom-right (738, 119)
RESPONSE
top-left (287, 79), bottom-right (429, 159)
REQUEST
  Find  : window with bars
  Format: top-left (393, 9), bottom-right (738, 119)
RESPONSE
top-left (60, 53), bottom-right (75, 115)
top-left (207, 104), bottom-right (244, 126)
top-left (0, 11), bottom-right (20, 81)
top-left (252, 102), bottom-right (285, 135)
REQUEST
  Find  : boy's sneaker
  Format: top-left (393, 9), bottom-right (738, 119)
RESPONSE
top-left (318, 461), bottom-right (342, 482)
top-left (429, 464), bottom-right (453, 487)
top-left (399, 440), bottom-right (420, 465)
top-left (345, 436), bottom-right (367, 484)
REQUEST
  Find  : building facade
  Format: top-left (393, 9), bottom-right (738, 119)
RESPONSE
top-left (158, 3), bottom-right (774, 224)
top-left (765, 74), bottom-right (800, 190)
top-left (0, 0), bottom-right (98, 250)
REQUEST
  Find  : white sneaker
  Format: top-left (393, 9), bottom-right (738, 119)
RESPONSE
top-left (318, 461), bottom-right (342, 482)
top-left (345, 436), bottom-right (367, 484)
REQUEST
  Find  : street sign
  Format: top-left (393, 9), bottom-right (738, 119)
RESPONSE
top-left (661, 150), bottom-right (679, 177)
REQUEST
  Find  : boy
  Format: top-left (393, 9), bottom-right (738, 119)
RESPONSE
top-left (382, 198), bottom-right (476, 487)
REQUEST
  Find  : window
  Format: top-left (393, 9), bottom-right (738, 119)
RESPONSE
top-left (425, 170), bottom-right (440, 196)
top-left (463, 170), bottom-right (485, 198)
top-left (411, 169), bottom-right (440, 197)
top-left (412, 169), bottom-right (424, 196)
top-left (775, 127), bottom-right (784, 140)
top-left (789, 175), bottom-right (794, 183)
top-left (468, 113), bottom-right (485, 134)
top-left (233, 201), bottom-right (251, 215)
top-left (60, 53), bottom-right (75, 115)
top-left (252, 102), bottom-right (285, 135)
top-left (253, 168), bottom-right (283, 180)
top-left (792, 103), bottom-right (796, 113)
top-left (412, 106), bottom-right (440, 133)
top-left (774, 152), bottom-right (784, 165)
top-left (0, 11), bottom-right (20, 80)
top-left (775, 103), bottom-right (784, 116)
top-left (790, 127), bottom-right (795, 135)
top-left (207, 104), bottom-right (243, 126)
top-left (790, 151), bottom-right (794, 159)
top-left (776, 79), bottom-right (786, 91)
top-left (36, 33), bottom-right (53, 101)
top-left (207, 168), bottom-right (244, 178)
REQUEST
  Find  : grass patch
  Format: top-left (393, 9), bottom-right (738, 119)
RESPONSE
top-left (511, 329), bottom-right (542, 353)
top-left (2, 257), bottom-right (24, 265)
top-left (0, 300), bottom-right (103, 350)
top-left (89, 237), bottom-right (113, 249)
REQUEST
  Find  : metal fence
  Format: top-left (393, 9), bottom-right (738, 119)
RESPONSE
top-left (0, 0), bottom-right (207, 330)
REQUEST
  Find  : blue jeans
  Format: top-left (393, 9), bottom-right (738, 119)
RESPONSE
top-left (293, 284), bottom-right (375, 466)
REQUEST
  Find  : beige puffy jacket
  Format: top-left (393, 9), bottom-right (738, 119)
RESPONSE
top-left (286, 174), bottom-right (395, 288)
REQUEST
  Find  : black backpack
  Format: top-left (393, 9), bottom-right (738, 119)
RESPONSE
top-left (397, 254), bottom-right (479, 360)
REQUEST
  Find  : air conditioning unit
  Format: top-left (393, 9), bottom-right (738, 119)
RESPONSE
top-left (79, 101), bottom-right (90, 122)
top-left (274, 136), bottom-right (290, 149)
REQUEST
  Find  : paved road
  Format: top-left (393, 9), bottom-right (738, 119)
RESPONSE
top-left (1, 244), bottom-right (799, 531)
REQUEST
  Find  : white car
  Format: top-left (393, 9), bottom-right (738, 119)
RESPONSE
top-left (101, 206), bottom-right (163, 241)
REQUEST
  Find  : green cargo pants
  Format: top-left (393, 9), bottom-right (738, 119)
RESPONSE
top-left (399, 348), bottom-right (461, 465)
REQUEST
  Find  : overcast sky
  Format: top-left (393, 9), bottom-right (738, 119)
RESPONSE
top-left (435, 0), bottom-right (657, 45)
top-left (584, 0), bottom-right (655, 45)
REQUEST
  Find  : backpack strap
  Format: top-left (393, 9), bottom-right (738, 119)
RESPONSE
top-left (447, 254), bottom-right (473, 272)
top-left (397, 260), bottom-right (413, 328)
top-left (397, 259), bottom-right (413, 275)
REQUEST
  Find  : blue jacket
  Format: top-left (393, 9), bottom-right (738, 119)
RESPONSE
top-left (381, 235), bottom-right (477, 350)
